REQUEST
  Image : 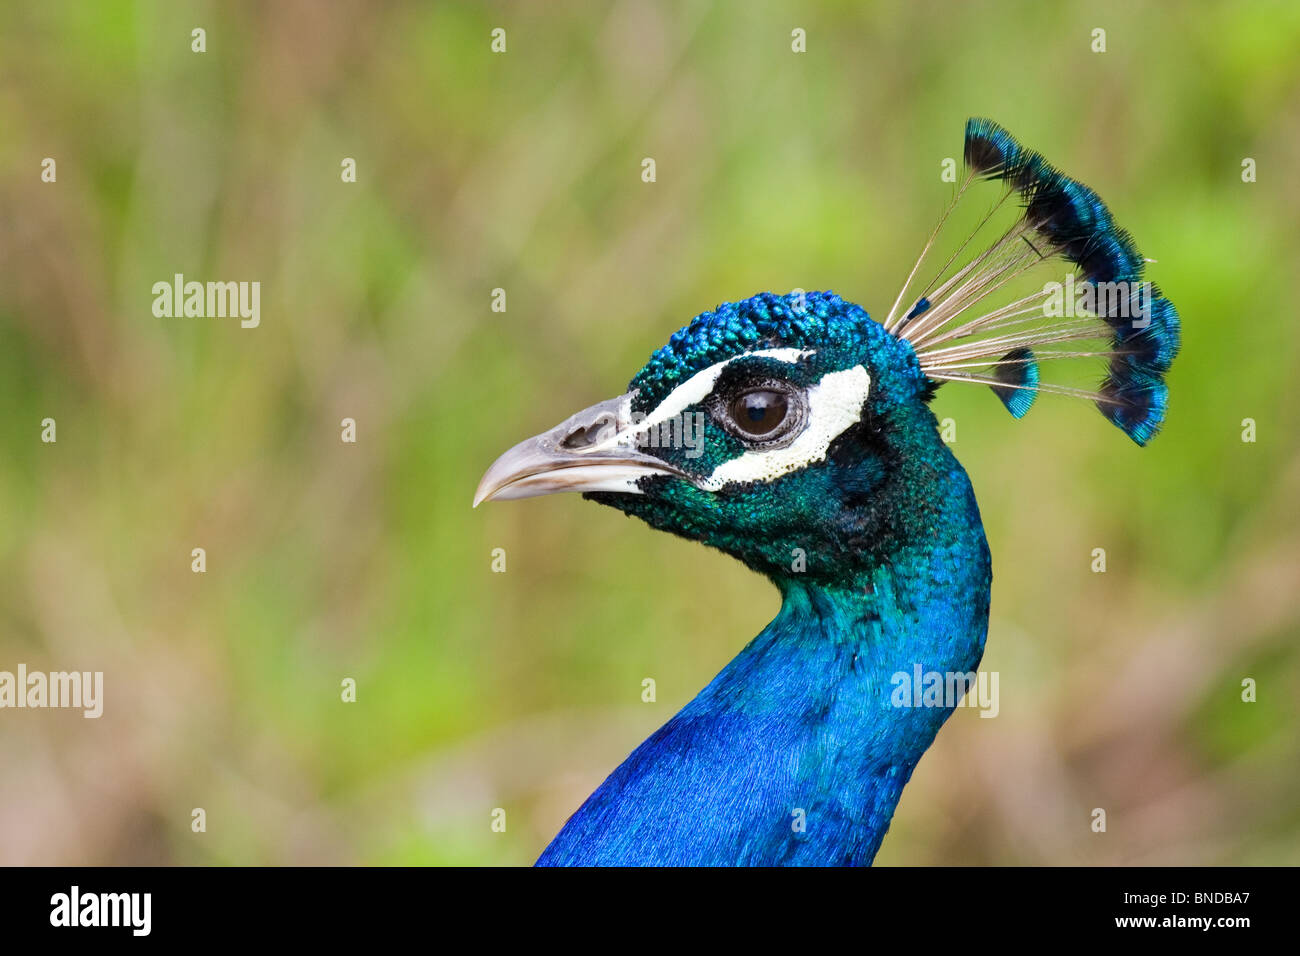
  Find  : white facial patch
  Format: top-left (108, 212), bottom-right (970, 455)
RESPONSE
top-left (636, 348), bottom-right (811, 433)
top-left (572, 348), bottom-right (814, 456)
top-left (550, 347), bottom-right (866, 495)
top-left (700, 364), bottom-right (871, 491)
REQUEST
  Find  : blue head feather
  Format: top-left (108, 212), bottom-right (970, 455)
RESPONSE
top-left (1116, 291), bottom-right (1180, 374)
top-left (629, 291), bottom-right (926, 412)
top-left (964, 117), bottom-right (1024, 178)
top-left (1097, 366), bottom-right (1169, 446)
top-left (990, 347), bottom-right (1038, 418)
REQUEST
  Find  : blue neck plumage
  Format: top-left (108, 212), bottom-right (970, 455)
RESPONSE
top-left (538, 433), bottom-right (991, 866)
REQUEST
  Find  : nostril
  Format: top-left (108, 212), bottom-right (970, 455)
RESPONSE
top-left (562, 415), bottom-right (616, 449)
top-left (562, 427), bottom-right (593, 449)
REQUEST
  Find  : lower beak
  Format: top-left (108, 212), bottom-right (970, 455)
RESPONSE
top-left (473, 393), bottom-right (687, 507)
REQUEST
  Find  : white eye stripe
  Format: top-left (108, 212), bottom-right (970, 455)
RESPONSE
top-left (636, 348), bottom-right (812, 431)
top-left (701, 365), bottom-right (871, 490)
top-left (567, 348), bottom-right (815, 458)
top-left (565, 347), bottom-right (866, 492)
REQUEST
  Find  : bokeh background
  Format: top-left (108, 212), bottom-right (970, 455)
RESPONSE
top-left (1, 0), bottom-right (1298, 865)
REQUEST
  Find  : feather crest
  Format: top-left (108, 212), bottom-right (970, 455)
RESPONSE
top-left (886, 119), bottom-right (1180, 443)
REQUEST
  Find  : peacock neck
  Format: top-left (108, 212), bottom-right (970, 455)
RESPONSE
top-left (709, 539), bottom-right (992, 863)
top-left (538, 458), bottom-right (992, 866)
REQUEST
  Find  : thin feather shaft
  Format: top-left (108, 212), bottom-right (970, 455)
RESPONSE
top-left (883, 171), bottom-right (975, 330)
top-left (924, 371), bottom-right (1112, 403)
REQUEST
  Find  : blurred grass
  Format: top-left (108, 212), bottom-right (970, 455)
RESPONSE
top-left (0, 0), bottom-right (1298, 865)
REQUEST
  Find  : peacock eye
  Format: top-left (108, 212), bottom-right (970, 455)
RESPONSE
top-left (728, 389), bottom-right (789, 438)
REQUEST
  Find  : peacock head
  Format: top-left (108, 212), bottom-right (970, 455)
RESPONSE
top-left (475, 120), bottom-right (1180, 585)
top-left (475, 292), bottom-right (943, 583)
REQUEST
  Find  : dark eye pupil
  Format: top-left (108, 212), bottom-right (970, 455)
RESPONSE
top-left (730, 390), bottom-right (788, 437)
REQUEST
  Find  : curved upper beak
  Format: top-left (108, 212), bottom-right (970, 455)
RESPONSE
top-left (473, 393), bottom-right (687, 507)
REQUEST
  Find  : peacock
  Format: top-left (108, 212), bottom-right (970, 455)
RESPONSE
top-left (474, 119), bottom-right (1179, 866)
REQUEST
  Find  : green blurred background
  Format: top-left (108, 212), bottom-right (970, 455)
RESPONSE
top-left (1, 0), bottom-right (1298, 865)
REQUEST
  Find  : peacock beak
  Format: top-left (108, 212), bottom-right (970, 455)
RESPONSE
top-left (473, 393), bottom-right (688, 507)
